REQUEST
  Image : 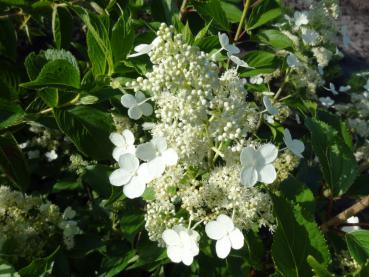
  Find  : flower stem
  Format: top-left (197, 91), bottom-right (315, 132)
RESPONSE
top-left (320, 195), bottom-right (369, 231)
top-left (234, 0), bottom-right (252, 42)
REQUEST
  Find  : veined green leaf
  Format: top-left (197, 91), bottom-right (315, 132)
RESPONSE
top-left (305, 118), bottom-right (358, 196)
top-left (54, 106), bottom-right (114, 160)
top-left (0, 133), bottom-right (30, 192)
top-left (346, 230), bottom-right (369, 265)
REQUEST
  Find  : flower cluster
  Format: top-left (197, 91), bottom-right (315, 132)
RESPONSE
top-left (0, 186), bottom-right (81, 267)
top-left (108, 23), bottom-right (306, 265)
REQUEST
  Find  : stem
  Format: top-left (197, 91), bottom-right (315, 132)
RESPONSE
top-left (320, 195), bottom-right (369, 232)
top-left (38, 93), bottom-right (80, 114)
top-left (234, 0), bottom-right (252, 42)
top-left (274, 70), bottom-right (290, 100)
top-left (179, 0), bottom-right (189, 21)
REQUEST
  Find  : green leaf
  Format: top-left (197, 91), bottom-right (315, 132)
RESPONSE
top-left (120, 205), bottom-right (145, 243)
top-left (317, 110), bottom-right (353, 149)
top-left (0, 263), bottom-right (20, 277)
top-left (0, 99), bottom-right (25, 130)
top-left (347, 174), bottom-right (369, 196)
top-left (0, 132), bottom-right (30, 191)
top-left (73, 7), bottom-right (113, 76)
top-left (247, 0), bottom-right (282, 30)
top-left (256, 29), bottom-right (293, 49)
top-left (111, 15), bottom-right (134, 65)
top-left (193, 0), bottom-right (229, 31)
top-left (346, 230), bottom-right (369, 265)
top-left (220, 2), bottom-right (242, 23)
top-left (194, 21), bottom-right (212, 45)
top-left (0, 19), bottom-right (17, 60)
top-left (271, 195), bottom-right (331, 277)
top-left (83, 164), bottom-right (112, 198)
top-left (20, 59), bottom-right (80, 89)
top-left (151, 0), bottom-right (178, 24)
top-left (52, 6), bottom-right (73, 49)
top-left (54, 106), bottom-right (114, 160)
top-left (18, 247), bottom-right (59, 277)
top-left (307, 255), bottom-right (334, 277)
top-left (38, 88), bottom-right (59, 107)
top-left (279, 176), bottom-right (315, 213)
top-left (305, 118), bottom-right (358, 196)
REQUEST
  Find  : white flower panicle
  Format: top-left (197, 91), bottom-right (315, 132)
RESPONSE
top-left (106, 23), bottom-right (298, 266)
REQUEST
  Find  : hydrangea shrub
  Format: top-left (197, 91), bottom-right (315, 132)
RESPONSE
top-left (0, 0), bottom-right (368, 276)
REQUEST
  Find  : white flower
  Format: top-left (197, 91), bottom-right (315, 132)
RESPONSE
top-left (45, 150), bottom-right (58, 161)
top-left (205, 214), bottom-right (244, 259)
top-left (263, 96), bottom-right (278, 116)
top-left (121, 91), bottom-right (153, 120)
top-left (228, 54), bottom-right (254, 70)
top-left (109, 129), bottom-right (136, 161)
top-left (127, 37), bottom-right (161, 58)
top-left (364, 80), bottom-right (369, 91)
top-left (341, 216), bottom-right (360, 233)
top-left (293, 11), bottom-right (309, 27)
top-left (286, 53), bottom-right (300, 68)
top-left (301, 28), bottom-right (319, 45)
top-left (218, 33), bottom-right (240, 55)
top-left (162, 225), bottom-right (200, 266)
top-left (136, 137), bottom-right (178, 178)
top-left (339, 85), bottom-right (351, 92)
top-left (249, 75), bottom-right (263, 85)
top-left (240, 144), bottom-right (278, 187)
top-left (283, 129), bottom-right (305, 158)
top-left (62, 207), bottom-right (76, 220)
top-left (109, 153), bottom-right (153, 199)
top-left (324, 83), bottom-right (338, 95)
top-left (319, 96), bottom-right (334, 107)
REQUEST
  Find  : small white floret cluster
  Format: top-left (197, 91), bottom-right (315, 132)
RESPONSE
top-left (108, 23), bottom-right (306, 265)
top-left (0, 186), bottom-right (81, 266)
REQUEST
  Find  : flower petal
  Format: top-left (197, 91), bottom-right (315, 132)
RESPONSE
top-left (240, 146), bottom-right (257, 167)
top-left (283, 129), bottom-right (293, 145)
top-left (258, 143), bottom-right (278, 164)
top-left (205, 221), bottom-right (227, 240)
top-left (181, 250), bottom-right (194, 266)
top-left (151, 137), bottom-right (167, 153)
top-left (136, 142), bottom-right (157, 161)
top-left (215, 236), bottom-right (232, 259)
top-left (217, 214), bottom-right (234, 233)
top-left (122, 129), bottom-right (135, 145)
top-left (112, 147), bottom-right (126, 162)
top-left (137, 163), bottom-right (154, 183)
top-left (240, 166), bottom-right (258, 187)
top-left (263, 96), bottom-right (278, 116)
top-left (128, 106), bottom-right (143, 120)
top-left (229, 228), bottom-right (244, 250)
top-left (162, 148), bottom-right (178, 166)
top-left (258, 164), bottom-right (277, 184)
top-left (226, 44), bottom-right (240, 55)
top-left (109, 168), bottom-right (132, 186)
top-left (148, 157), bottom-right (166, 178)
top-left (118, 153), bottom-right (139, 172)
top-left (162, 229), bottom-right (180, 246)
top-left (121, 94), bottom-right (137, 108)
top-left (167, 246), bottom-right (182, 263)
top-left (140, 103), bottom-right (153, 116)
top-left (123, 176), bottom-right (146, 199)
top-left (135, 91), bottom-right (146, 102)
top-left (109, 132), bottom-right (124, 147)
top-left (218, 33), bottom-right (229, 49)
